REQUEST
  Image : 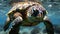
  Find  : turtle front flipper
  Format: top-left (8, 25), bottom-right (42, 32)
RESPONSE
top-left (43, 16), bottom-right (54, 34)
top-left (9, 16), bottom-right (23, 34)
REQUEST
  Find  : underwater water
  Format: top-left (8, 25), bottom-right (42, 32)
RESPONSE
top-left (0, 0), bottom-right (60, 34)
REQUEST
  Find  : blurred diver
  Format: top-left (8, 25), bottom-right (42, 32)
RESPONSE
top-left (4, 0), bottom-right (54, 34)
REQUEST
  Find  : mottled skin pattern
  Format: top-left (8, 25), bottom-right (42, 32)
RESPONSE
top-left (4, 1), bottom-right (54, 34)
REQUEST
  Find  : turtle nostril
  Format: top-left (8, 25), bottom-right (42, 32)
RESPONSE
top-left (32, 10), bottom-right (39, 17)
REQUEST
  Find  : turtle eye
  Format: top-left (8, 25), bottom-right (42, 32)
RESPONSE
top-left (31, 9), bottom-right (39, 17)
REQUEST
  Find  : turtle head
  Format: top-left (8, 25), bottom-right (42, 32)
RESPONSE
top-left (27, 9), bottom-right (47, 22)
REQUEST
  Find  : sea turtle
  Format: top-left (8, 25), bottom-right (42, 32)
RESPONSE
top-left (4, 0), bottom-right (54, 34)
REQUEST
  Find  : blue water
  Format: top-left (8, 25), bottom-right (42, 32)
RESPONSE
top-left (0, 0), bottom-right (60, 34)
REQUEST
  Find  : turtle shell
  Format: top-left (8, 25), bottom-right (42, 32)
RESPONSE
top-left (6, 1), bottom-right (46, 16)
top-left (6, 1), bottom-right (48, 26)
